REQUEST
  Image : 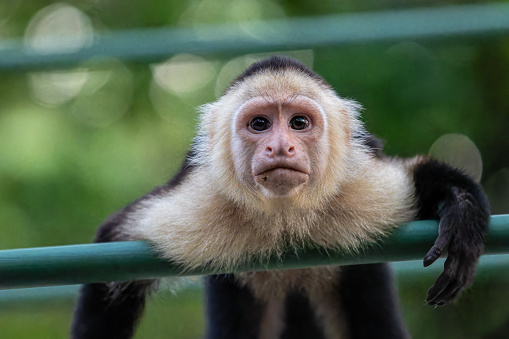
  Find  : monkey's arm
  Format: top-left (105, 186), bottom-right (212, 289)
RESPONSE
top-left (70, 213), bottom-right (157, 339)
top-left (411, 157), bottom-right (490, 306)
top-left (71, 156), bottom-right (195, 339)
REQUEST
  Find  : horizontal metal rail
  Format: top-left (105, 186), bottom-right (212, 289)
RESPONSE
top-left (1, 3), bottom-right (509, 71)
top-left (4, 254), bottom-right (509, 302)
top-left (0, 215), bottom-right (507, 290)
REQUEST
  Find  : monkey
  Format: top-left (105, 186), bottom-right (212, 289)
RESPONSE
top-left (71, 56), bottom-right (490, 339)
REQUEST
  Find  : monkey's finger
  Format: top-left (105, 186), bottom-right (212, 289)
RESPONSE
top-left (426, 254), bottom-right (475, 305)
top-left (425, 256), bottom-right (457, 300)
top-left (426, 271), bottom-right (460, 305)
top-left (425, 271), bottom-right (451, 304)
top-left (426, 264), bottom-right (466, 306)
top-left (423, 246), bottom-right (444, 267)
top-left (426, 281), bottom-right (462, 306)
top-left (423, 220), bottom-right (454, 267)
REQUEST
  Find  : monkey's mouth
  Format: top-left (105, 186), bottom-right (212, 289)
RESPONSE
top-left (256, 167), bottom-right (308, 180)
top-left (254, 162), bottom-right (310, 177)
top-left (253, 165), bottom-right (310, 195)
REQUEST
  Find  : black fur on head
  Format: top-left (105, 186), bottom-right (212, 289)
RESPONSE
top-left (232, 56), bottom-right (327, 87)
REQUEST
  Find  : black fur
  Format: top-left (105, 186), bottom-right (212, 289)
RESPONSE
top-left (413, 158), bottom-right (490, 305)
top-left (71, 281), bottom-right (153, 339)
top-left (232, 56), bottom-right (327, 88)
top-left (204, 275), bottom-right (264, 339)
top-left (281, 292), bottom-right (327, 339)
top-left (360, 133), bottom-right (385, 158)
top-left (339, 263), bottom-right (410, 339)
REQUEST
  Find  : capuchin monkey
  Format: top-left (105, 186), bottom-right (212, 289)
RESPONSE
top-left (71, 56), bottom-right (490, 339)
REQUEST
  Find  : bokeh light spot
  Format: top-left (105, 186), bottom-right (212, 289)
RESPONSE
top-left (429, 133), bottom-right (483, 182)
top-left (24, 3), bottom-right (93, 54)
top-left (28, 69), bottom-right (89, 107)
top-left (25, 4), bottom-right (94, 108)
top-left (152, 54), bottom-right (216, 96)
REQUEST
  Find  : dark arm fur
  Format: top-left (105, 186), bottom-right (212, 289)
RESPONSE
top-left (413, 158), bottom-right (490, 305)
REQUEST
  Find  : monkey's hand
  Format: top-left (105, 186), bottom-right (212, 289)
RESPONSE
top-left (422, 186), bottom-right (489, 306)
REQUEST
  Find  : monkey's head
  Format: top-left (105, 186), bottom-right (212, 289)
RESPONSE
top-left (194, 56), bottom-right (368, 209)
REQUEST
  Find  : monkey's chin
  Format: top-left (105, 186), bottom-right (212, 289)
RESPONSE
top-left (254, 168), bottom-right (309, 197)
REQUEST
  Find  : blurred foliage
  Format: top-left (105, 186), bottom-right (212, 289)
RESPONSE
top-left (1, 0), bottom-right (509, 338)
top-left (0, 287), bottom-right (204, 339)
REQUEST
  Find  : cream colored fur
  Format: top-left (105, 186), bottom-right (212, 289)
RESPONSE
top-left (124, 155), bottom-right (416, 267)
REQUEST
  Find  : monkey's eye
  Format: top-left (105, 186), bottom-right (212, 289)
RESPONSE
top-left (289, 116), bottom-right (310, 130)
top-left (249, 117), bottom-right (271, 131)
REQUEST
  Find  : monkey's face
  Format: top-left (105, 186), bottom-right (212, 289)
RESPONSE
top-left (234, 95), bottom-right (326, 197)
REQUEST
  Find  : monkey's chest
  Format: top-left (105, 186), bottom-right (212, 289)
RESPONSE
top-left (236, 266), bottom-right (341, 301)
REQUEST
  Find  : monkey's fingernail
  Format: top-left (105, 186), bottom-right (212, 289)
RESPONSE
top-left (423, 247), bottom-right (442, 266)
top-left (423, 256), bottom-right (435, 267)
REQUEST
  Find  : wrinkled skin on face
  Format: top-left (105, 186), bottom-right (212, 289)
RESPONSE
top-left (234, 95), bottom-right (326, 197)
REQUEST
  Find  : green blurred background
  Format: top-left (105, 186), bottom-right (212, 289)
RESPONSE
top-left (1, 0), bottom-right (509, 338)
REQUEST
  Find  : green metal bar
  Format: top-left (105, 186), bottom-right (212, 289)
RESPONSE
top-left (3, 254), bottom-right (509, 302)
top-left (1, 3), bottom-right (509, 71)
top-left (0, 285), bottom-right (81, 303)
top-left (0, 215), bottom-right (507, 290)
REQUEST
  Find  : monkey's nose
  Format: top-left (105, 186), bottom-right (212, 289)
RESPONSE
top-left (265, 144), bottom-right (296, 158)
